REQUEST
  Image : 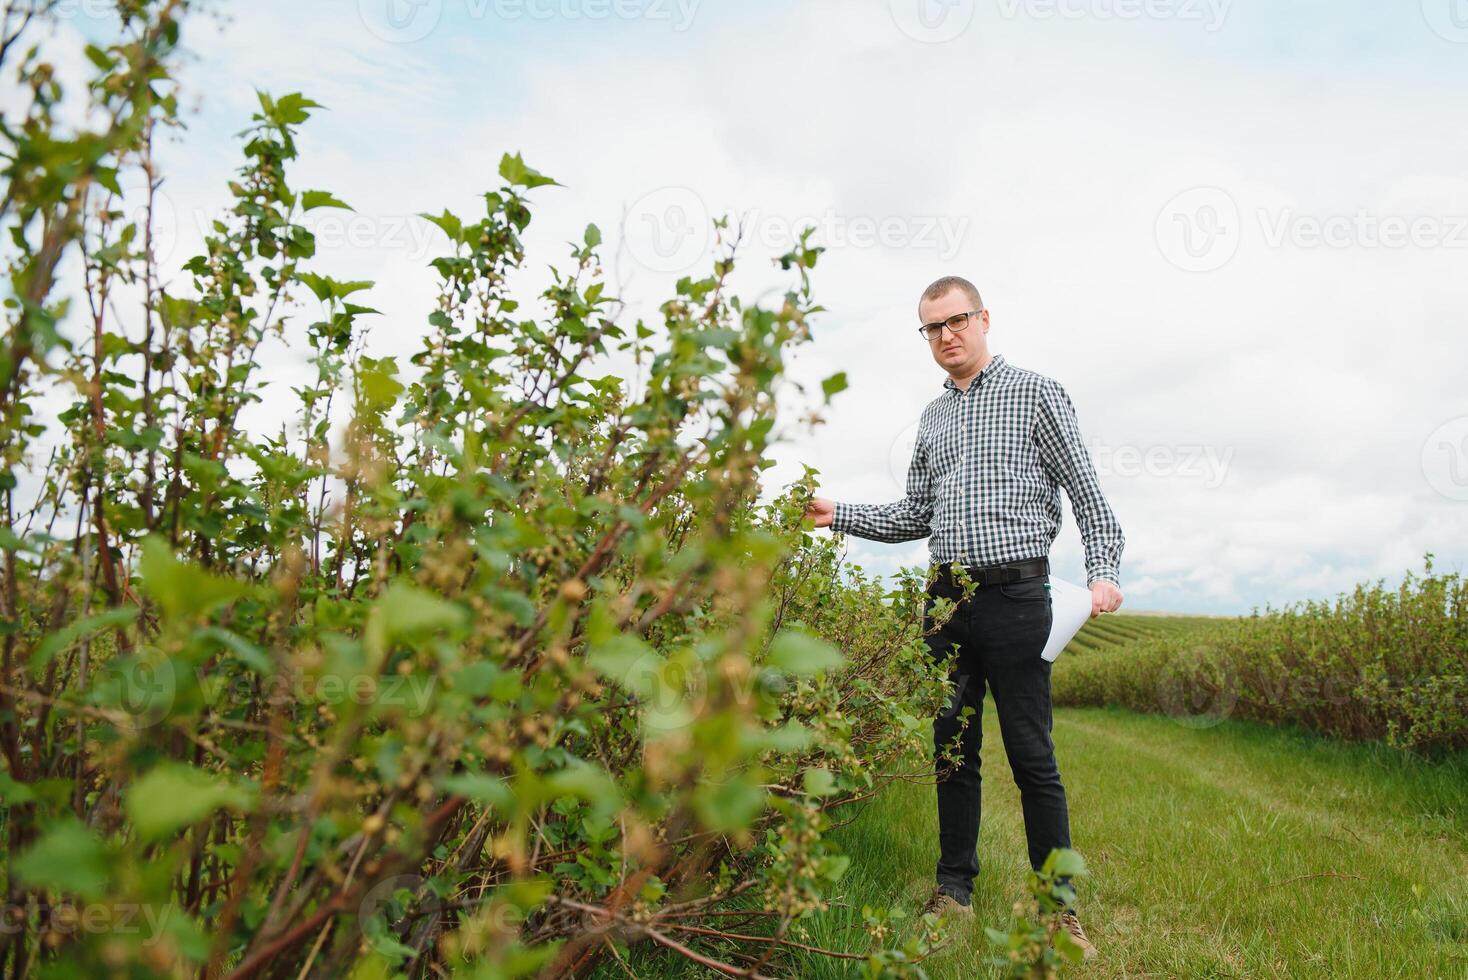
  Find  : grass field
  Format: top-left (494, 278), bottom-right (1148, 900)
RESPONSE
top-left (600, 616), bottom-right (1468, 978)
top-left (1057, 611), bottom-right (1218, 658)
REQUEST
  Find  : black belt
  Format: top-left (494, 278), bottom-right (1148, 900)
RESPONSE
top-left (932, 556), bottom-right (1049, 587)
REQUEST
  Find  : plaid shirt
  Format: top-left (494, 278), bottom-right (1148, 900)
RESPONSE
top-left (830, 353), bottom-right (1125, 586)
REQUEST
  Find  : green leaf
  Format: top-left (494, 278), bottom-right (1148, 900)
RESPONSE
top-left (197, 626), bottom-right (272, 674)
top-left (802, 767), bottom-right (836, 797)
top-left (821, 853), bottom-right (852, 882)
top-left (375, 581), bottom-right (468, 640)
top-left (163, 911), bottom-right (212, 963)
top-left (0, 770), bottom-right (36, 805)
top-left (545, 761), bottom-right (623, 818)
top-left (125, 763), bottom-right (254, 840)
top-left (693, 774), bottom-right (765, 833)
top-left (298, 272), bottom-right (373, 302)
top-left (139, 536), bottom-right (250, 621)
top-left (693, 328), bottom-right (739, 349)
top-left (358, 356), bottom-right (405, 410)
top-left (586, 636), bottom-right (660, 699)
top-left (300, 190), bottom-right (353, 211)
top-left (94, 164), bottom-right (122, 196)
top-left (29, 606), bottom-right (138, 676)
top-left (83, 44), bottom-right (117, 71)
top-left (265, 91), bottom-right (324, 126)
top-left (1053, 926), bottom-right (1084, 963)
top-left (419, 210), bottom-right (462, 244)
top-left (765, 629), bottom-right (844, 677)
top-left (488, 588), bottom-right (536, 628)
top-left (453, 662), bottom-right (501, 698)
top-left (498, 152), bottom-right (559, 189)
top-left (821, 371), bottom-right (849, 400)
top-left (13, 820), bottom-right (110, 900)
top-left (752, 720), bottom-right (813, 753)
top-left (440, 773), bottom-right (513, 809)
top-left (1047, 847), bottom-right (1088, 879)
top-left (584, 223), bottom-right (602, 249)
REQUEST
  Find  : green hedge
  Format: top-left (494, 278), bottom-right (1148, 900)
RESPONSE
top-left (1053, 558), bottom-right (1468, 752)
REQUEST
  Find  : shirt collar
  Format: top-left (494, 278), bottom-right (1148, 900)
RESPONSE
top-left (943, 353), bottom-right (1007, 393)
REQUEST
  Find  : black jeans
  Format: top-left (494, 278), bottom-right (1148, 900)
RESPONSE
top-left (923, 565), bottom-right (1072, 905)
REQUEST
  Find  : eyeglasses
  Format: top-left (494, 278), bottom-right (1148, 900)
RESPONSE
top-left (918, 309), bottom-right (983, 343)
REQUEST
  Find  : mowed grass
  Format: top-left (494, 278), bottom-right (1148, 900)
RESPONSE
top-left (600, 705), bottom-right (1468, 978)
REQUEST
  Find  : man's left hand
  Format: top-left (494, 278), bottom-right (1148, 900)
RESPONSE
top-left (1090, 580), bottom-right (1123, 618)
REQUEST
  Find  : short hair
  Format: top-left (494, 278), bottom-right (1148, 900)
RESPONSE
top-left (918, 276), bottom-right (983, 316)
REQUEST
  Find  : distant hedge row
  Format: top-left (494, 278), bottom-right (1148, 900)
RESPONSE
top-left (1053, 558), bottom-right (1468, 752)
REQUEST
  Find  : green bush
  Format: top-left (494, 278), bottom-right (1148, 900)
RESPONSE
top-left (0, 4), bottom-right (952, 976)
top-left (1054, 558), bottom-right (1468, 752)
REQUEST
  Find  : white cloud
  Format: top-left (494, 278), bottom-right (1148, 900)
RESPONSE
top-left (25, 0), bottom-right (1464, 613)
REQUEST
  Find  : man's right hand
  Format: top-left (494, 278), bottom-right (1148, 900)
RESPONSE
top-left (804, 496), bottom-right (835, 528)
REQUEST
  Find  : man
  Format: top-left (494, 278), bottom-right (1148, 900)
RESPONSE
top-left (804, 276), bottom-right (1124, 960)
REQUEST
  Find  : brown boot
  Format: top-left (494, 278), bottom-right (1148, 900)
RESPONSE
top-left (1059, 909), bottom-right (1098, 960)
top-left (920, 887), bottom-right (974, 920)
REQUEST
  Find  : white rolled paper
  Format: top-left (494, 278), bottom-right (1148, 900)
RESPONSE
top-left (1041, 577), bottom-right (1095, 663)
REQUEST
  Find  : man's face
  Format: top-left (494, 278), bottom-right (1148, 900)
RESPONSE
top-left (919, 289), bottom-right (990, 379)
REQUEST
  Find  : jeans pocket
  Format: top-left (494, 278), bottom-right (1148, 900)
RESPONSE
top-left (998, 575), bottom-right (1050, 602)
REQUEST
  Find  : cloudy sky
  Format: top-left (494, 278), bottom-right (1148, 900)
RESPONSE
top-left (46, 0), bottom-right (1468, 614)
